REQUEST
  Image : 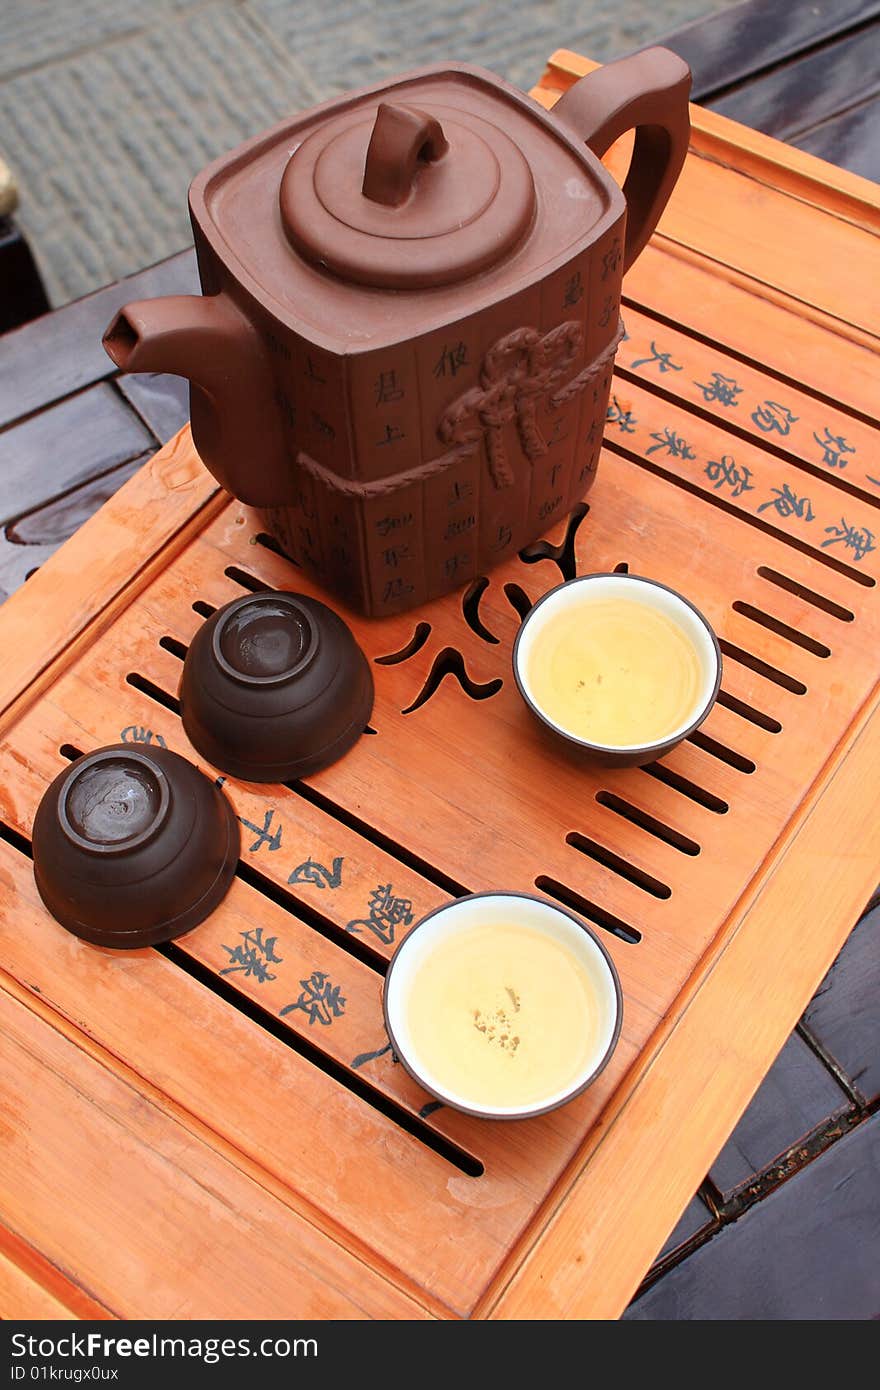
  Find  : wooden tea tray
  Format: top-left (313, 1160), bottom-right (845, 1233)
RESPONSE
top-left (0, 53), bottom-right (878, 1321)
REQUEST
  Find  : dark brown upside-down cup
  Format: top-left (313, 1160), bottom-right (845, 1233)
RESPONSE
top-left (179, 591), bottom-right (374, 783)
top-left (32, 744), bottom-right (238, 948)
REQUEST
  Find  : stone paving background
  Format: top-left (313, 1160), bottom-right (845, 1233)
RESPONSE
top-left (0, 0), bottom-right (719, 305)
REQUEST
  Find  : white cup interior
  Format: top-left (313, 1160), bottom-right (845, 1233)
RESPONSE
top-left (514, 574), bottom-right (720, 751)
top-left (384, 893), bottom-right (621, 1119)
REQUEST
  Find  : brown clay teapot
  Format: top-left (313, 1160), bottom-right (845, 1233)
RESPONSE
top-left (104, 50), bottom-right (690, 616)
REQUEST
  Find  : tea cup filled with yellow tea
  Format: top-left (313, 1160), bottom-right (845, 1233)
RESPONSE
top-left (383, 892), bottom-right (622, 1120)
top-left (513, 573), bottom-right (721, 767)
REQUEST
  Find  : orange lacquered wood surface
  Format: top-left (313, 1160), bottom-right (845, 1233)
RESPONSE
top-left (0, 52), bottom-right (878, 1320)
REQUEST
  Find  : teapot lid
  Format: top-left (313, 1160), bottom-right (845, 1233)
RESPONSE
top-left (279, 100), bottom-right (536, 289)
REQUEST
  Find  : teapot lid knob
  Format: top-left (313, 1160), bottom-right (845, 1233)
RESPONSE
top-left (361, 103), bottom-right (449, 207)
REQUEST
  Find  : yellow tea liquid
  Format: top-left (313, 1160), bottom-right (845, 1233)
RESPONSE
top-left (527, 596), bottom-right (702, 745)
top-left (405, 922), bottom-right (600, 1109)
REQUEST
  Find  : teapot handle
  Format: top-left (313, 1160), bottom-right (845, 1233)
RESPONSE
top-left (552, 47), bottom-right (691, 273)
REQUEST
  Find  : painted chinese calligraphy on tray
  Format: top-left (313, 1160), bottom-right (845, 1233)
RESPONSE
top-left (622, 308), bottom-right (878, 501)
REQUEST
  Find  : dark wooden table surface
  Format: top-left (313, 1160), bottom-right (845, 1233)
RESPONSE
top-left (664, 0), bottom-right (880, 182)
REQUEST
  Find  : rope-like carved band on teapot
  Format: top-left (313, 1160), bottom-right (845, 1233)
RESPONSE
top-left (296, 319), bottom-right (624, 499)
top-left (296, 438), bottom-right (476, 499)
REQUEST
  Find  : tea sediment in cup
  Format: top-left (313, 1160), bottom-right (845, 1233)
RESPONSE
top-left (404, 921), bottom-right (600, 1110)
top-left (526, 595), bottom-right (703, 746)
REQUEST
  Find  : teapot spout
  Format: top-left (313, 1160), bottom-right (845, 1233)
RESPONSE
top-left (104, 295), bottom-right (219, 379)
top-left (103, 295), bottom-right (288, 506)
